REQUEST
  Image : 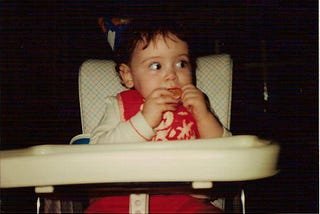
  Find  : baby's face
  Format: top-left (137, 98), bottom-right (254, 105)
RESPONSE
top-left (128, 33), bottom-right (193, 99)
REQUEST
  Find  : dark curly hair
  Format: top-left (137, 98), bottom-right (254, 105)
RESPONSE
top-left (113, 18), bottom-right (197, 85)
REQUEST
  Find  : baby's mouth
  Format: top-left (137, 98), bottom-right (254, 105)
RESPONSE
top-left (167, 87), bottom-right (182, 99)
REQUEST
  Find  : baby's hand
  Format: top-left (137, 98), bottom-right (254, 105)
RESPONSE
top-left (182, 84), bottom-right (223, 138)
top-left (142, 88), bottom-right (180, 128)
top-left (181, 84), bottom-right (210, 121)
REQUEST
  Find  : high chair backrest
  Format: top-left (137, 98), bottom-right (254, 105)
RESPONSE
top-left (79, 54), bottom-right (233, 134)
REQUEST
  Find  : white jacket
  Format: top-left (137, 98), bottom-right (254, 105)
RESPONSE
top-left (90, 96), bottom-right (232, 144)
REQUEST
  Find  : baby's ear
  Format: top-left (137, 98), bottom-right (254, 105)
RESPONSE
top-left (119, 64), bottom-right (134, 88)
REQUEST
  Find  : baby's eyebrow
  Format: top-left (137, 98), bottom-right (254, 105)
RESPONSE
top-left (175, 54), bottom-right (190, 62)
top-left (141, 56), bottom-right (162, 64)
top-left (141, 53), bottom-right (189, 64)
top-left (178, 53), bottom-right (190, 58)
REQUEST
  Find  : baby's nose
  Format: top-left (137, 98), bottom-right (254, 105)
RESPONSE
top-left (165, 68), bottom-right (177, 80)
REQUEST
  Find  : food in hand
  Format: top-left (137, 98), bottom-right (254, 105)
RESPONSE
top-left (168, 88), bottom-right (182, 99)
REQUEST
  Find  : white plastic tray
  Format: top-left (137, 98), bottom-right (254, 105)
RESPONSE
top-left (0, 135), bottom-right (279, 191)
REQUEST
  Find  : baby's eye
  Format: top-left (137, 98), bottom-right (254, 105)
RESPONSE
top-left (149, 62), bottom-right (161, 70)
top-left (176, 60), bottom-right (188, 68)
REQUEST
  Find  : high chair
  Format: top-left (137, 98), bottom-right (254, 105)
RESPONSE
top-left (73, 53), bottom-right (232, 212)
top-left (0, 54), bottom-right (280, 213)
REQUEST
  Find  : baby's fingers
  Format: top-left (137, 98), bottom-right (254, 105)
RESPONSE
top-left (182, 85), bottom-right (202, 101)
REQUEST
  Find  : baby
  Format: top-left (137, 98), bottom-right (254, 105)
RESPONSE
top-left (87, 18), bottom-right (231, 213)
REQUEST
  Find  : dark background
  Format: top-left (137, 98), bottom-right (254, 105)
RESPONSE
top-left (1, 0), bottom-right (318, 213)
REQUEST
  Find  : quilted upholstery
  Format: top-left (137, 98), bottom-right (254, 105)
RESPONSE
top-left (79, 54), bottom-right (232, 134)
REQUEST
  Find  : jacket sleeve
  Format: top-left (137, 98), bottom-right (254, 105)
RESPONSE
top-left (90, 96), bottom-right (155, 144)
top-left (222, 127), bottom-right (232, 137)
